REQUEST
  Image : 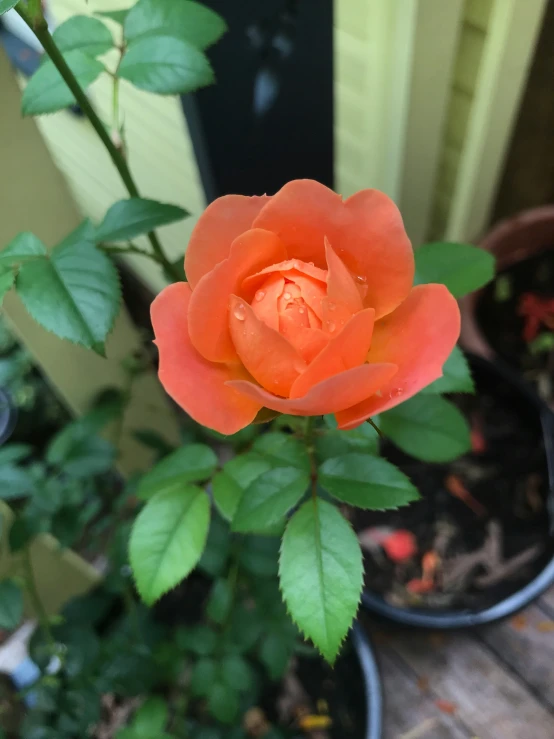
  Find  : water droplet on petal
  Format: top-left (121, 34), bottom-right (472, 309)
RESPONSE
top-left (233, 303), bottom-right (246, 321)
top-left (327, 301), bottom-right (336, 311)
top-left (308, 261), bottom-right (315, 266)
top-left (327, 321), bottom-right (336, 333)
top-left (355, 274), bottom-right (368, 284)
top-left (298, 306), bottom-right (306, 314)
top-left (255, 290), bottom-right (265, 302)
top-left (390, 387), bottom-right (403, 398)
top-left (283, 291), bottom-right (292, 300)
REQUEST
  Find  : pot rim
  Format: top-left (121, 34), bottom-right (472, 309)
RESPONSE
top-left (351, 621), bottom-right (383, 739)
top-left (0, 388), bottom-right (17, 446)
top-left (360, 353), bottom-right (554, 629)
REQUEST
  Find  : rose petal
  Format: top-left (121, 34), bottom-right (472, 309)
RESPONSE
top-left (254, 179), bottom-right (413, 317)
top-left (241, 259), bottom-right (327, 297)
top-left (229, 295), bottom-right (306, 396)
top-left (188, 229), bottom-right (286, 362)
top-left (227, 362), bottom-right (397, 416)
top-left (151, 283), bottom-right (260, 434)
top-left (285, 327), bottom-right (329, 363)
top-left (185, 194), bottom-right (270, 289)
top-left (335, 284), bottom-right (460, 429)
top-left (251, 274), bottom-right (284, 332)
top-left (325, 239), bottom-right (363, 314)
top-left (290, 308), bottom-right (375, 398)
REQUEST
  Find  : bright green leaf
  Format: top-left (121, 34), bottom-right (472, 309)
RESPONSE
top-left (232, 467), bottom-right (309, 533)
top-left (0, 269), bottom-right (14, 305)
top-left (190, 657), bottom-right (217, 697)
top-left (207, 578), bottom-right (232, 624)
top-left (96, 8), bottom-right (130, 25)
top-left (220, 655), bottom-right (255, 693)
top-left (414, 242), bottom-right (495, 298)
top-left (22, 51), bottom-right (104, 116)
top-left (131, 697), bottom-right (168, 736)
top-left (0, 232), bottom-right (47, 267)
top-left (129, 484), bottom-right (210, 604)
top-left (124, 0), bottom-right (227, 49)
top-left (95, 198), bottom-right (188, 243)
top-left (0, 0), bottom-right (19, 15)
top-left (15, 239), bottom-right (121, 354)
top-left (0, 465), bottom-right (36, 500)
top-left (212, 453), bottom-right (271, 521)
top-left (423, 345), bottom-right (475, 394)
top-left (319, 453), bottom-right (419, 509)
top-left (252, 433), bottom-right (310, 473)
top-left (380, 395), bottom-right (471, 462)
top-left (0, 579), bottom-right (24, 630)
top-left (279, 499), bottom-right (363, 663)
top-left (137, 444), bottom-right (217, 500)
top-left (52, 16), bottom-right (114, 57)
top-left (118, 35), bottom-right (214, 95)
top-left (208, 683), bottom-right (239, 724)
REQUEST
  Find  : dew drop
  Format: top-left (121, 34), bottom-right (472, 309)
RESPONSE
top-left (233, 303), bottom-right (246, 321)
top-left (390, 387), bottom-right (403, 398)
top-left (255, 290), bottom-right (266, 302)
top-left (327, 321), bottom-right (336, 333)
top-left (298, 306), bottom-right (306, 314)
top-left (327, 301), bottom-right (336, 311)
top-left (283, 291), bottom-right (292, 300)
top-left (308, 261), bottom-right (315, 266)
top-left (355, 274), bottom-right (368, 284)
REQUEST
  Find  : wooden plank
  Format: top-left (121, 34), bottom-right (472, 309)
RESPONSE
top-left (539, 585), bottom-right (554, 615)
top-left (388, 629), bottom-right (554, 739)
top-left (379, 645), bottom-right (472, 738)
top-left (477, 604), bottom-right (554, 709)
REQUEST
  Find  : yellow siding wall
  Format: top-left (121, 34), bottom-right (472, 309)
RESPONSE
top-left (26, 0), bottom-right (206, 294)
top-left (427, 0), bottom-right (493, 239)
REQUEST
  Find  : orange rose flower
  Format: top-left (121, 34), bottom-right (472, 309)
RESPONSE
top-left (151, 180), bottom-right (460, 434)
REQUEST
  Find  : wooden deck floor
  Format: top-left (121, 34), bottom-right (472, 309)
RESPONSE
top-left (363, 586), bottom-right (554, 738)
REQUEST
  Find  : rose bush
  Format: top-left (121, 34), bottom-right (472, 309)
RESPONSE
top-left (152, 179), bottom-right (460, 433)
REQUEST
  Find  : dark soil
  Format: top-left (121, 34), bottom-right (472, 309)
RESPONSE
top-left (353, 359), bottom-right (554, 611)
top-left (477, 250), bottom-right (554, 405)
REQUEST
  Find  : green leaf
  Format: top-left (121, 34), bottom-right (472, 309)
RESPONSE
top-left (15, 239), bottom-right (121, 353)
top-left (95, 198), bottom-right (188, 243)
top-left (414, 241), bottom-right (495, 298)
top-left (118, 35), bottom-right (214, 95)
top-left (316, 421), bottom-right (379, 462)
top-left (52, 16), bottom-right (114, 57)
top-left (181, 624), bottom-right (217, 656)
top-left (0, 444), bottom-right (32, 465)
top-left (22, 51), bottom-right (104, 116)
top-left (259, 633), bottom-right (293, 680)
top-left (209, 683), bottom-right (239, 724)
top-left (252, 432), bottom-right (311, 473)
top-left (380, 395), bottom-right (471, 462)
top-left (279, 499), bottom-right (363, 663)
top-left (212, 453), bottom-right (271, 521)
top-left (220, 655), bottom-right (255, 693)
top-left (238, 536), bottom-right (280, 577)
top-left (124, 0), bottom-right (227, 49)
top-left (423, 345), bottom-right (475, 394)
top-left (0, 269), bottom-right (14, 305)
top-left (131, 697), bottom-right (168, 736)
top-left (0, 232), bottom-right (47, 267)
top-left (0, 1), bottom-right (19, 16)
top-left (232, 467), bottom-right (309, 533)
top-left (0, 465), bottom-right (36, 500)
top-left (129, 484), bottom-right (210, 605)
top-left (96, 8), bottom-right (130, 25)
top-left (46, 422), bottom-right (115, 477)
top-left (207, 578), bottom-right (232, 624)
top-left (137, 444), bottom-right (217, 500)
top-left (190, 657), bottom-right (217, 697)
top-left (0, 579), bottom-right (24, 630)
top-left (319, 453), bottom-right (419, 509)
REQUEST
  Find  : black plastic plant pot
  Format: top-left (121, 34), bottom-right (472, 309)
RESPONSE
top-left (351, 622), bottom-right (383, 739)
top-left (0, 388), bottom-right (17, 446)
top-left (359, 354), bottom-right (554, 629)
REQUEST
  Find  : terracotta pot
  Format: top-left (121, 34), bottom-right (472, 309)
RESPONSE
top-left (460, 206), bottom-right (554, 359)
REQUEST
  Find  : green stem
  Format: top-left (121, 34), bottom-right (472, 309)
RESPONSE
top-left (304, 417), bottom-right (318, 500)
top-left (99, 242), bottom-right (159, 261)
top-left (15, 5), bottom-right (182, 283)
top-left (23, 548), bottom-right (55, 650)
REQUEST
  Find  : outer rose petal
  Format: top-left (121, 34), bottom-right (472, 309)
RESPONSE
top-left (185, 194), bottom-right (270, 289)
top-left (253, 179), bottom-right (414, 318)
top-left (188, 229), bottom-right (286, 363)
top-left (335, 284), bottom-right (460, 430)
top-left (325, 239), bottom-right (363, 314)
top-left (151, 283), bottom-right (261, 434)
top-left (290, 308), bottom-right (375, 398)
top-left (227, 362), bottom-right (398, 416)
top-left (229, 295), bottom-right (306, 396)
